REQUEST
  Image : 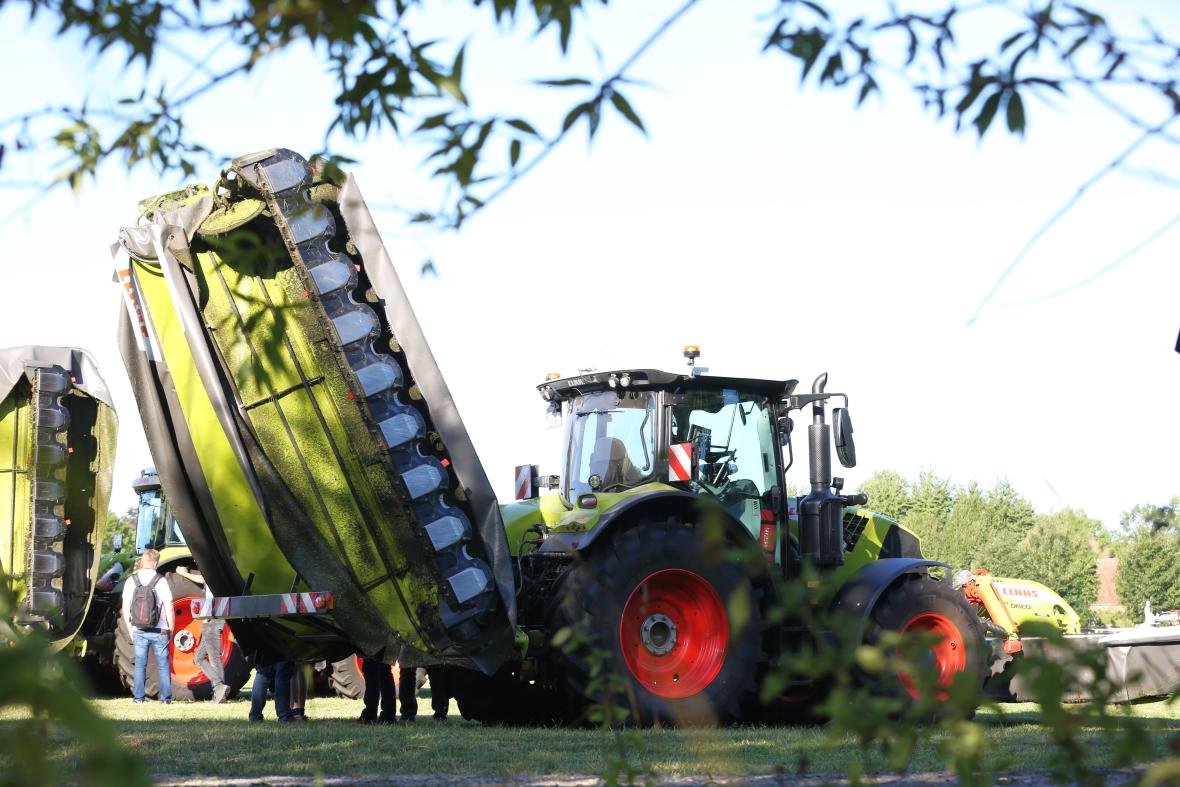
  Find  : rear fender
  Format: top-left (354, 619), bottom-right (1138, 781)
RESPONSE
top-left (833, 558), bottom-right (950, 642)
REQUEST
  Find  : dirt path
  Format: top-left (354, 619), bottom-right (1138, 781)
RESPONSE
top-left (155, 769), bottom-right (1146, 786)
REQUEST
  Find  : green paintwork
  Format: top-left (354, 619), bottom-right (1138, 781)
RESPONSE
top-left (0, 386), bottom-right (33, 603)
top-left (128, 258), bottom-right (297, 596)
top-left (844, 508), bottom-right (901, 570)
top-left (188, 235), bottom-right (437, 652)
top-left (500, 483), bottom-right (685, 555)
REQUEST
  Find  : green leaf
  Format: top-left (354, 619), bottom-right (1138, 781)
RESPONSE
top-left (509, 138), bottom-right (521, 167)
top-left (609, 90), bottom-right (646, 134)
top-left (856, 75), bottom-right (878, 106)
top-left (506, 118), bottom-right (539, 136)
top-left (999, 31), bottom-right (1025, 52)
top-left (536, 77), bottom-right (593, 87)
top-left (1005, 90), bottom-right (1025, 135)
top-left (562, 101), bottom-right (592, 132)
top-left (974, 89), bottom-right (1003, 137)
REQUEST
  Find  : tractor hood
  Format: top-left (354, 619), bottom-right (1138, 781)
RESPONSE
top-left (114, 149), bottom-right (515, 671)
top-left (0, 346), bottom-right (117, 651)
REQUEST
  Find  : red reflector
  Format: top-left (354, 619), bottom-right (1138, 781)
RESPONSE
top-left (354, 264), bottom-right (362, 272)
top-left (347, 392), bottom-right (355, 400)
top-left (67, 447), bottom-right (74, 454)
top-left (314, 595), bottom-right (326, 609)
top-left (578, 495), bottom-right (597, 509)
top-left (70, 375), bottom-right (77, 382)
top-left (441, 458), bottom-right (450, 468)
top-left (64, 518), bottom-right (72, 526)
top-left (302, 289), bottom-right (309, 298)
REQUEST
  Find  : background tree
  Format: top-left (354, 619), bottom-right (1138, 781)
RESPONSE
top-left (1009, 508), bottom-right (1102, 614)
top-left (1115, 496), bottom-right (1180, 615)
top-left (2, 0), bottom-right (1178, 260)
top-left (860, 470), bottom-right (911, 521)
top-left (96, 507), bottom-right (137, 578)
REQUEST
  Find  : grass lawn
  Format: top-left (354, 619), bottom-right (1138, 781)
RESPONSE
top-left (3, 689), bottom-right (1179, 781)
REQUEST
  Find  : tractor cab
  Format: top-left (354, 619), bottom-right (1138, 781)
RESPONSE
top-left (130, 468), bottom-right (186, 555)
top-left (535, 366), bottom-right (800, 543)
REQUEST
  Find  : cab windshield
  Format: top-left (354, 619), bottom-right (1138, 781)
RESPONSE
top-left (135, 490), bottom-right (186, 552)
top-left (565, 390), bottom-right (656, 498)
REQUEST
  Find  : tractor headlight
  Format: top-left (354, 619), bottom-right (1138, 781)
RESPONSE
top-left (619, 373), bottom-right (631, 388)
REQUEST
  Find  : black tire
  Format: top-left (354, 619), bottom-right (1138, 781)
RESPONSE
top-left (329, 655), bottom-right (365, 700)
top-left (114, 571), bottom-right (251, 701)
top-left (551, 517), bottom-right (763, 726)
top-left (450, 665), bottom-right (564, 726)
top-left (867, 574), bottom-right (987, 715)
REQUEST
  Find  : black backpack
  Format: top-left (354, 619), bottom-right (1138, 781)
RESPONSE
top-left (129, 573), bottom-right (163, 629)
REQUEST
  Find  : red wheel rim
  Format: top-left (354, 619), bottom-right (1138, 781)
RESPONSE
top-left (898, 612), bottom-right (966, 700)
top-left (618, 568), bottom-right (728, 699)
top-left (170, 595), bottom-right (237, 687)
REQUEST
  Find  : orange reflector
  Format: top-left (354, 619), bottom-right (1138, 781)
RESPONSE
top-left (314, 595), bottom-right (326, 609)
top-left (64, 519), bottom-right (72, 526)
top-left (67, 447), bottom-right (74, 454)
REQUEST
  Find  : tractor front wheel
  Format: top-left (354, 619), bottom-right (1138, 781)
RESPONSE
top-left (868, 574), bottom-right (987, 711)
top-left (551, 517), bottom-right (762, 726)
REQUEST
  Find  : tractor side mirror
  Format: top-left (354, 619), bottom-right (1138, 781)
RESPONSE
top-left (112, 533), bottom-right (123, 553)
top-left (778, 416), bottom-right (793, 446)
top-left (833, 408), bottom-right (856, 468)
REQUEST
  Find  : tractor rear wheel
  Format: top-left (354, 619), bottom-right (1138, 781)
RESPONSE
top-left (114, 571), bottom-right (250, 701)
top-left (868, 574), bottom-right (987, 712)
top-left (551, 517), bottom-right (762, 726)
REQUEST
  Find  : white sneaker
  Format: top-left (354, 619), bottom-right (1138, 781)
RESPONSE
top-left (211, 684), bottom-right (230, 704)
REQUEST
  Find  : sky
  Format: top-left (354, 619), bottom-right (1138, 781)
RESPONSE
top-left (0, 1), bottom-right (1177, 532)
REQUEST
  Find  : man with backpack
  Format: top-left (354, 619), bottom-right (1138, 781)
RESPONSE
top-left (121, 548), bottom-right (175, 703)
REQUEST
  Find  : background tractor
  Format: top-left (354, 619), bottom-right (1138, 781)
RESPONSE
top-left (0, 346), bottom-right (116, 653)
top-left (113, 148), bottom-right (986, 725)
top-left (75, 469), bottom-right (253, 701)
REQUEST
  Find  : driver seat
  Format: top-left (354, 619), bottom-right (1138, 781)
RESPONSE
top-left (588, 437), bottom-right (640, 488)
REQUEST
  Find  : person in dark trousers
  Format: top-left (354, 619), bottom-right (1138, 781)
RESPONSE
top-left (358, 657), bottom-right (396, 724)
top-left (398, 663), bottom-right (450, 721)
top-left (248, 660), bottom-right (295, 721)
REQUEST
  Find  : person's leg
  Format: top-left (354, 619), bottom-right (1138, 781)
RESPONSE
top-left (249, 663), bottom-right (274, 721)
top-left (427, 666), bottom-right (449, 719)
top-left (274, 661), bottom-right (294, 720)
top-left (398, 664), bottom-right (417, 720)
top-left (152, 632), bottom-right (172, 702)
top-left (378, 663), bottom-right (396, 722)
top-left (201, 621), bottom-right (226, 689)
top-left (132, 629), bottom-right (149, 702)
top-left (359, 658), bottom-right (380, 722)
top-left (288, 663), bottom-right (308, 718)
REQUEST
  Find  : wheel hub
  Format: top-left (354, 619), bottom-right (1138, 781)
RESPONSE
top-left (640, 613), bottom-right (678, 656)
top-left (173, 629), bottom-right (196, 653)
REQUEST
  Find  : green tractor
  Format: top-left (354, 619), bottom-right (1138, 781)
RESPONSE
top-left (460, 362), bottom-right (986, 724)
top-left (0, 347), bottom-right (117, 653)
top-left (112, 149), bottom-right (985, 724)
top-left (76, 469), bottom-right (253, 701)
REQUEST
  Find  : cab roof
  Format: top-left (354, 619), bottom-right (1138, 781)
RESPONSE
top-left (538, 369), bottom-right (799, 402)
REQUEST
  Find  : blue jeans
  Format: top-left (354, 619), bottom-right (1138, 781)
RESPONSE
top-left (132, 629), bottom-right (172, 702)
top-left (249, 661), bottom-right (294, 720)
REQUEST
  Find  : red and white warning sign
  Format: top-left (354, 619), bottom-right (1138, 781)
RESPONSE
top-left (668, 442), bottom-right (693, 482)
top-left (514, 464), bottom-right (534, 500)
